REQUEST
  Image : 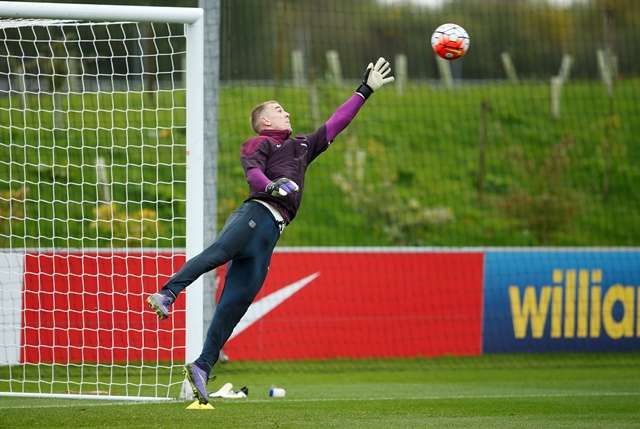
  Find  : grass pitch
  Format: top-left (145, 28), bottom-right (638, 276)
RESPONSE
top-left (1, 354), bottom-right (639, 428)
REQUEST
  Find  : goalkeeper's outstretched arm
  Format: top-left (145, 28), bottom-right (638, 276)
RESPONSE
top-left (325, 56), bottom-right (395, 142)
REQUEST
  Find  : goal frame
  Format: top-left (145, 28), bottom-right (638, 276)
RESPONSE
top-left (0, 1), bottom-right (204, 400)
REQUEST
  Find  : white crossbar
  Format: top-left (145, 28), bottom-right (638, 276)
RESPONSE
top-left (0, 1), bottom-right (202, 24)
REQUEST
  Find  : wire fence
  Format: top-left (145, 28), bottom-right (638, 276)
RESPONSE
top-left (217, 0), bottom-right (640, 247)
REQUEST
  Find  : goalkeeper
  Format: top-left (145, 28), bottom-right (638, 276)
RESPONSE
top-left (147, 57), bottom-right (394, 404)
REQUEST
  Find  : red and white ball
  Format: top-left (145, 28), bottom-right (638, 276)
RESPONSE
top-left (431, 23), bottom-right (470, 60)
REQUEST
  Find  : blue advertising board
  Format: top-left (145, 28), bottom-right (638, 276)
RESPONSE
top-left (483, 250), bottom-right (640, 353)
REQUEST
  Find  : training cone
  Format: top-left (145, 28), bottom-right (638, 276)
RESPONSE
top-left (186, 400), bottom-right (214, 410)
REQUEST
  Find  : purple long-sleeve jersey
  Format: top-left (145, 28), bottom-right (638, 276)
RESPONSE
top-left (240, 93), bottom-right (365, 222)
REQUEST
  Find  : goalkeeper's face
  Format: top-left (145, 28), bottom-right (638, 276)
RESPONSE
top-left (262, 102), bottom-right (292, 132)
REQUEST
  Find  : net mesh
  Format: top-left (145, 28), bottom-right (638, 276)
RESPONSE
top-left (0, 18), bottom-right (188, 398)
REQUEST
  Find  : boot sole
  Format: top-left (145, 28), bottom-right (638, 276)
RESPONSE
top-left (146, 295), bottom-right (169, 320)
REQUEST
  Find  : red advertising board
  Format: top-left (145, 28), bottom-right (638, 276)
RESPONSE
top-left (21, 250), bottom-right (484, 363)
top-left (22, 251), bottom-right (186, 363)
top-left (220, 251), bottom-right (484, 360)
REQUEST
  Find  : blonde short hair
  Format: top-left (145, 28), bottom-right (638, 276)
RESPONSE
top-left (250, 100), bottom-right (278, 134)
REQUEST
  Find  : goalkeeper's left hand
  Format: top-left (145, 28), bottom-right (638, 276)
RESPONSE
top-left (356, 57), bottom-right (395, 100)
top-left (265, 177), bottom-right (299, 197)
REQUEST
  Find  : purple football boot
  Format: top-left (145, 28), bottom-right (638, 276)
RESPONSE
top-left (146, 291), bottom-right (175, 320)
top-left (184, 363), bottom-right (210, 404)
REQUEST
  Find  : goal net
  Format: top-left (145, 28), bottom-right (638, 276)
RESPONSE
top-left (0, 3), bottom-right (204, 400)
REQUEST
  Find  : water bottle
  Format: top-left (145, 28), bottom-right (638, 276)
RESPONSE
top-left (268, 387), bottom-right (286, 398)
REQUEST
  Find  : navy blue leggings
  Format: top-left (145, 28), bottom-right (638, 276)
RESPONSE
top-left (162, 200), bottom-right (280, 373)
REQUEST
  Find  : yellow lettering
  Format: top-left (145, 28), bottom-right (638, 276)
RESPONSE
top-left (510, 286), bottom-right (551, 339)
top-left (564, 270), bottom-right (576, 338)
top-left (551, 269), bottom-right (563, 339)
top-left (551, 286), bottom-right (563, 338)
top-left (553, 269), bottom-right (563, 284)
top-left (590, 286), bottom-right (601, 337)
top-left (637, 287), bottom-right (640, 338)
top-left (577, 270), bottom-right (589, 338)
top-left (602, 284), bottom-right (634, 339)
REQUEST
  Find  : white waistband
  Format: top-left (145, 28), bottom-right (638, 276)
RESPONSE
top-left (253, 199), bottom-right (286, 232)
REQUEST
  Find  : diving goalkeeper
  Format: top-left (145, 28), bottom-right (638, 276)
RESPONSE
top-left (147, 57), bottom-right (394, 404)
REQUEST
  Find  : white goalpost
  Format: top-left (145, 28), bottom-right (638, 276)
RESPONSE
top-left (0, 2), bottom-right (204, 400)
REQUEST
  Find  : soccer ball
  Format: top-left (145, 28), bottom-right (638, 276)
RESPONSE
top-left (431, 23), bottom-right (470, 60)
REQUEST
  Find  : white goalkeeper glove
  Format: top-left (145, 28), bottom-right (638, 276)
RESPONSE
top-left (265, 177), bottom-right (299, 197)
top-left (356, 57), bottom-right (395, 99)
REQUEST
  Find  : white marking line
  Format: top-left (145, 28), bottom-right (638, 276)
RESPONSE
top-left (1, 391), bottom-right (638, 409)
top-left (224, 391), bottom-right (640, 404)
top-left (0, 400), bottom-right (173, 410)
